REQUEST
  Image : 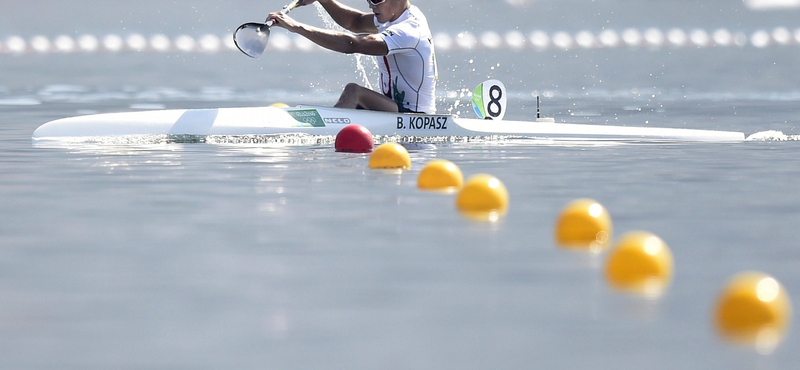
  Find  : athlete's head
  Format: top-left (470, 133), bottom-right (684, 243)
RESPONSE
top-left (367, 0), bottom-right (410, 23)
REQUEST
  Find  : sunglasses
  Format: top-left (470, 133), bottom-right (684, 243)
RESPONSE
top-left (367, 0), bottom-right (387, 5)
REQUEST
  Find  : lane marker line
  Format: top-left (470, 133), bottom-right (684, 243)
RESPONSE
top-left (1, 28), bottom-right (798, 55)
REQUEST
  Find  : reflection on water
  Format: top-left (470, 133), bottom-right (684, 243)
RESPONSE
top-left (31, 133), bottom-right (561, 148)
top-left (4, 1), bottom-right (800, 364)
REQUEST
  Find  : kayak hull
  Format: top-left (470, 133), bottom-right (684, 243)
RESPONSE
top-left (32, 105), bottom-right (745, 142)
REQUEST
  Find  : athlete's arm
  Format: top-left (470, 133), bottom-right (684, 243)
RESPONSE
top-left (269, 13), bottom-right (388, 55)
top-left (299, 0), bottom-right (378, 34)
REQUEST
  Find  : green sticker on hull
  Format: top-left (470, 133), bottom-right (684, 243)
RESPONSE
top-left (288, 109), bottom-right (325, 127)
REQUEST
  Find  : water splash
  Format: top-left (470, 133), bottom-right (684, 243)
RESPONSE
top-left (746, 130), bottom-right (800, 141)
top-left (443, 87), bottom-right (473, 117)
top-left (352, 54), bottom-right (377, 90)
top-left (313, 3), bottom-right (375, 89)
top-left (207, 134), bottom-right (335, 145)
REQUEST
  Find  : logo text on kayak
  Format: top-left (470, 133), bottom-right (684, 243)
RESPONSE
top-left (288, 109), bottom-right (325, 127)
top-left (323, 118), bottom-right (351, 124)
top-left (397, 116), bottom-right (448, 130)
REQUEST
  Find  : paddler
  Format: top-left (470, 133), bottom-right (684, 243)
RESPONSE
top-left (267, 0), bottom-right (437, 114)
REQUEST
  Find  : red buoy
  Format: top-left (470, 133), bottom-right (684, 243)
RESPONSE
top-left (335, 124), bottom-right (374, 153)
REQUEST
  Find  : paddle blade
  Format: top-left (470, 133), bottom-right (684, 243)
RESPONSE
top-left (234, 23), bottom-right (271, 58)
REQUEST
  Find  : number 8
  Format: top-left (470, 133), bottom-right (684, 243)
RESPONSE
top-left (487, 84), bottom-right (503, 118)
top-left (474, 79), bottom-right (506, 120)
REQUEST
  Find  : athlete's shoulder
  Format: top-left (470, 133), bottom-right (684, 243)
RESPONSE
top-left (384, 6), bottom-right (430, 33)
top-left (404, 5), bottom-right (429, 26)
top-left (407, 5), bottom-right (427, 19)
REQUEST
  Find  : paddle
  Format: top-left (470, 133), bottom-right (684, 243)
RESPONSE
top-left (233, 0), bottom-right (302, 58)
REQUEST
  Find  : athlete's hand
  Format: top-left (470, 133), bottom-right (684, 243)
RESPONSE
top-left (267, 12), bottom-right (301, 32)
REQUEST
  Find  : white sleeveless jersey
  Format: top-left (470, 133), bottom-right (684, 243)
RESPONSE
top-left (375, 6), bottom-right (437, 114)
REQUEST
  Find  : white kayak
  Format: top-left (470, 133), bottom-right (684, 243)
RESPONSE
top-left (32, 105), bottom-right (745, 142)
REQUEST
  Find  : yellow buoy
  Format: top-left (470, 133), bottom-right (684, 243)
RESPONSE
top-left (714, 271), bottom-right (792, 350)
top-left (417, 159), bottom-right (463, 192)
top-left (554, 198), bottom-right (612, 252)
top-left (604, 231), bottom-right (673, 297)
top-left (269, 102), bottom-right (290, 108)
top-left (455, 174), bottom-right (508, 221)
top-left (368, 142), bottom-right (411, 170)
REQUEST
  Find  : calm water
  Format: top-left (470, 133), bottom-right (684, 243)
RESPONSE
top-left (2, 1), bottom-right (800, 369)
